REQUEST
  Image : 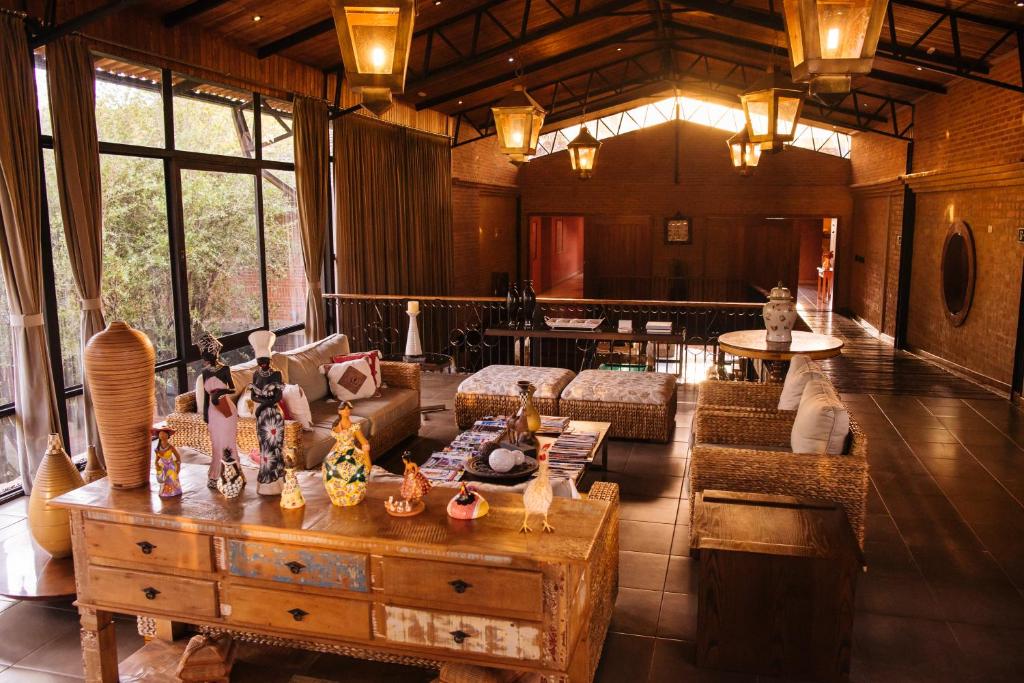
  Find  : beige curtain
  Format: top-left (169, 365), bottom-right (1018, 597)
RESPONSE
top-left (334, 115), bottom-right (454, 295)
top-left (0, 14), bottom-right (61, 492)
top-left (47, 35), bottom-right (106, 466)
top-left (293, 96), bottom-right (329, 342)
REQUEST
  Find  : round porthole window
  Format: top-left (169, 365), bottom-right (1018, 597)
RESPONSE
top-left (940, 221), bottom-right (976, 327)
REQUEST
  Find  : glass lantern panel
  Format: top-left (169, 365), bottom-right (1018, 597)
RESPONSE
top-left (528, 112), bottom-right (543, 151)
top-left (817, 1), bottom-right (871, 60)
top-left (498, 111), bottom-right (531, 150)
top-left (783, 0), bottom-right (805, 66)
top-left (575, 146), bottom-right (596, 170)
top-left (776, 95), bottom-right (801, 136)
top-left (745, 98), bottom-right (771, 136)
top-left (345, 7), bottom-right (400, 75)
top-left (745, 143), bottom-right (762, 167)
top-left (728, 141), bottom-right (743, 167)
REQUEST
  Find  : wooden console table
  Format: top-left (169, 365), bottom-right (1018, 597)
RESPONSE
top-left (485, 326), bottom-right (686, 370)
top-left (54, 463), bottom-right (619, 683)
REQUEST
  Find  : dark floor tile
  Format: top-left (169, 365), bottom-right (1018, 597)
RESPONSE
top-left (648, 639), bottom-right (757, 683)
top-left (899, 428), bottom-right (960, 444)
top-left (0, 668), bottom-right (81, 682)
top-left (952, 429), bottom-right (1020, 449)
top-left (864, 513), bottom-right (901, 544)
top-left (909, 442), bottom-right (974, 460)
top-left (657, 592), bottom-right (697, 640)
top-left (0, 603), bottom-right (78, 667)
top-left (664, 556), bottom-right (698, 594)
top-left (620, 496), bottom-right (679, 524)
top-left (888, 415), bottom-right (946, 431)
top-left (603, 473), bottom-right (683, 498)
top-left (675, 499), bottom-right (692, 525)
top-left (670, 525), bottom-right (692, 556)
top-left (304, 652), bottom-right (434, 682)
top-left (619, 520), bottom-right (674, 554)
top-left (624, 454), bottom-right (688, 479)
top-left (948, 622), bottom-right (1024, 683)
top-left (855, 572), bottom-right (941, 620)
top-left (851, 613), bottom-right (966, 681)
top-left (619, 551), bottom-right (669, 591)
top-left (611, 587), bottom-right (663, 636)
top-left (863, 540), bottom-right (920, 578)
top-left (15, 619), bottom-right (145, 677)
top-left (594, 633), bottom-right (655, 683)
top-left (929, 580), bottom-right (1024, 628)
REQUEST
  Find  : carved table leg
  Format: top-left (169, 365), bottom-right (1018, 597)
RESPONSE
top-left (80, 606), bottom-right (118, 683)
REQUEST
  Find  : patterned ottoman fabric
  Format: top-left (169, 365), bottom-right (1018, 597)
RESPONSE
top-left (560, 370), bottom-right (678, 442)
top-left (455, 365), bottom-right (576, 429)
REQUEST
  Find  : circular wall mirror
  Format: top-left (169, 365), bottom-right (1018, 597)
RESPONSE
top-left (940, 221), bottom-right (976, 327)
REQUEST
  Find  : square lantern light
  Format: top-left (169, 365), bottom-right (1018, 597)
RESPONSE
top-left (328, 0), bottom-right (416, 115)
top-left (740, 69), bottom-right (806, 153)
top-left (782, 0), bottom-right (887, 104)
top-left (492, 85), bottom-right (546, 164)
top-left (567, 125), bottom-right (602, 179)
top-left (726, 128), bottom-right (762, 176)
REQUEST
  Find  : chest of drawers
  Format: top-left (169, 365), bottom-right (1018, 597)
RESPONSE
top-left (55, 463), bottom-right (619, 683)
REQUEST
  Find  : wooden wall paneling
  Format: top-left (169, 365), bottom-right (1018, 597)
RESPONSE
top-left (583, 215), bottom-right (654, 299)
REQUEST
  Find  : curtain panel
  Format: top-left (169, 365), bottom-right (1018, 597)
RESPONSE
top-left (294, 96), bottom-right (330, 342)
top-left (334, 115), bottom-right (454, 297)
top-left (47, 35), bottom-right (106, 466)
top-left (0, 14), bottom-right (61, 492)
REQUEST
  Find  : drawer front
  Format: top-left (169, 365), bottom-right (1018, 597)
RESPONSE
top-left (87, 566), bottom-right (218, 618)
top-left (84, 520), bottom-right (213, 572)
top-left (383, 605), bottom-right (542, 661)
top-left (227, 539), bottom-right (368, 592)
top-left (225, 584), bottom-right (370, 640)
top-left (382, 558), bottom-right (542, 616)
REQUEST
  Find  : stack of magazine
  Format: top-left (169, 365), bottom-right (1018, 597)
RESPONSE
top-left (546, 429), bottom-right (599, 481)
top-left (418, 417), bottom-right (508, 483)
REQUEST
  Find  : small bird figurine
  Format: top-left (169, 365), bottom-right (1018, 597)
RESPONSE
top-left (521, 447), bottom-right (554, 533)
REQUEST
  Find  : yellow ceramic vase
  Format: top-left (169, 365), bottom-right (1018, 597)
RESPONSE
top-left (28, 434), bottom-right (85, 558)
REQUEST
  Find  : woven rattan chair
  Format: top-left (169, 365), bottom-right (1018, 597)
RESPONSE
top-left (696, 379), bottom-right (787, 413)
top-left (689, 408), bottom-right (869, 549)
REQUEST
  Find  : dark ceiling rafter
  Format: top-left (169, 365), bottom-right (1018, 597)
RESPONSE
top-left (28, 0), bottom-right (146, 48)
top-left (667, 0), bottom-right (1024, 93)
top-left (258, 18), bottom-right (335, 59)
top-left (162, 0), bottom-right (231, 28)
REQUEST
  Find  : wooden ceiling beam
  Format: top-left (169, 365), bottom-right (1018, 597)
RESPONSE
top-left (162, 0), bottom-right (231, 28)
top-left (257, 18), bottom-right (335, 59)
top-left (29, 0), bottom-right (147, 48)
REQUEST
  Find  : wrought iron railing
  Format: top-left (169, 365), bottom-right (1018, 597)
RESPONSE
top-left (326, 294), bottom-right (764, 380)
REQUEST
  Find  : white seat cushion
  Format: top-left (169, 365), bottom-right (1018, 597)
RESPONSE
top-left (778, 354), bottom-right (825, 411)
top-left (791, 378), bottom-right (850, 455)
top-left (456, 365), bottom-right (575, 400)
top-left (561, 369), bottom-right (676, 405)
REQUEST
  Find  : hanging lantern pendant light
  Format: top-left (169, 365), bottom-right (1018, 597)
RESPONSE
top-left (740, 65), bottom-right (806, 153)
top-left (726, 128), bottom-right (762, 176)
top-left (492, 84), bottom-right (547, 165)
top-left (567, 124), bottom-right (602, 179)
top-left (328, 0), bottom-right (416, 116)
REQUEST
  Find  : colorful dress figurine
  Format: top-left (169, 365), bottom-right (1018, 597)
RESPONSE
top-left (248, 330), bottom-right (285, 496)
top-left (322, 402), bottom-right (371, 506)
top-left (152, 424), bottom-right (182, 498)
top-left (386, 452), bottom-right (431, 516)
top-left (280, 448), bottom-right (305, 510)
top-left (447, 482), bottom-right (489, 520)
top-left (197, 333), bottom-right (238, 489)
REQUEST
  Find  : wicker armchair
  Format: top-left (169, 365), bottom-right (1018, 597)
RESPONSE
top-left (690, 408), bottom-right (869, 549)
top-left (697, 379), bottom-right (786, 413)
top-left (166, 361), bottom-right (421, 467)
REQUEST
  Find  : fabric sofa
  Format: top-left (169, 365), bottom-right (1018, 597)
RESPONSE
top-left (166, 334), bottom-right (421, 469)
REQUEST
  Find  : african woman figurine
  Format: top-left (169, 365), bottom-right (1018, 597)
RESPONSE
top-left (152, 423), bottom-right (181, 498)
top-left (197, 332), bottom-right (238, 489)
top-left (248, 330), bottom-right (285, 496)
top-left (322, 401), bottom-right (371, 507)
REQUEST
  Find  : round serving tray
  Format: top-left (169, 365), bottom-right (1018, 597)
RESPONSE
top-left (465, 455), bottom-right (539, 481)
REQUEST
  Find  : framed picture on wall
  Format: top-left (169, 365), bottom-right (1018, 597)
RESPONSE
top-left (665, 214), bottom-right (691, 244)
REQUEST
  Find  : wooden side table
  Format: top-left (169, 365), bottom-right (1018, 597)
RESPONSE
top-left (717, 330), bottom-right (843, 382)
top-left (693, 490), bottom-right (861, 682)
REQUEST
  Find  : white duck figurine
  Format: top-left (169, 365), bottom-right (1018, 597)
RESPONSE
top-left (520, 448), bottom-right (554, 533)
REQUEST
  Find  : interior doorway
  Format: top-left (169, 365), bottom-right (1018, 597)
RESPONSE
top-left (796, 217), bottom-right (837, 311)
top-left (529, 215), bottom-right (585, 298)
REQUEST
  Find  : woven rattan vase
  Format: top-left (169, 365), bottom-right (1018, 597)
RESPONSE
top-left (84, 321), bottom-right (156, 488)
top-left (28, 434), bottom-right (84, 558)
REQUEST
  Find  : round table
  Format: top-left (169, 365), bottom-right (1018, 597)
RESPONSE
top-left (0, 523), bottom-right (76, 601)
top-left (382, 352), bottom-right (454, 374)
top-left (718, 330), bottom-right (844, 381)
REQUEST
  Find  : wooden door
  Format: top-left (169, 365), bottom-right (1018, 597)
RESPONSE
top-left (583, 215), bottom-right (653, 299)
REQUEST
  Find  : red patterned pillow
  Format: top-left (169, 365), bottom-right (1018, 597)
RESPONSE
top-left (331, 350), bottom-right (382, 388)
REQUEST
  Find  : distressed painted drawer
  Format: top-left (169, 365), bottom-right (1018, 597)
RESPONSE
top-left (382, 557), bottom-right (543, 617)
top-left (84, 520), bottom-right (213, 572)
top-left (225, 584), bottom-right (370, 640)
top-left (87, 565), bottom-right (218, 618)
top-left (227, 539), bottom-right (368, 592)
top-left (383, 605), bottom-right (542, 661)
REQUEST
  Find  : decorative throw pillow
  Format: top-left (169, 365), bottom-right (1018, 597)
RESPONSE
top-left (282, 384), bottom-right (313, 430)
top-left (778, 354), bottom-right (825, 410)
top-left (321, 358), bottom-right (377, 402)
top-left (236, 387), bottom-right (256, 418)
top-left (331, 350), bottom-right (383, 388)
top-left (791, 378), bottom-right (851, 455)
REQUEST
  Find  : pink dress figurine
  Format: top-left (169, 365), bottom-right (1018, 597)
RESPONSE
top-left (197, 333), bottom-right (239, 489)
top-left (152, 424), bottom-right (182, 498)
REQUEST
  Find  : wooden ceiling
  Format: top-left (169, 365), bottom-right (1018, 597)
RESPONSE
top-left (134, 0), bottom-right (1023, 140)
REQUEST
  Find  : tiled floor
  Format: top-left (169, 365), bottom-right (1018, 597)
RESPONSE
top-left (3, 312), bottom-right (1024, 681)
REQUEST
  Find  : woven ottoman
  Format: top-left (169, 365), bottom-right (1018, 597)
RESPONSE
top-left (560, 370), bottom-right (677, 442)
top-left (455, 365), bottom-right (576, 429)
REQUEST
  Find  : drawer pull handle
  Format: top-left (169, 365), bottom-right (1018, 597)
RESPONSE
top-left (288, 608), bottom-right (309, 622)
top-left (450, 630), bottom-right (471, 644)
top-left (136, 541), bottom-right (156, 555)
top-left (448, 579), bottom-right (472, 594)
top-left (142, 587), bottom-right (161, 600)
top-left (284, 561), bottom-right (306, 575)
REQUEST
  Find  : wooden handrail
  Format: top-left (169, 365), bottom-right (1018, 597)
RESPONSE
top-left (324, 293), bottom-right (763, 310)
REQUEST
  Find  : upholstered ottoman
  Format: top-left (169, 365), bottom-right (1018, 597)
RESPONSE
top-left (560, 370), bottom-right (677, 442)
top-left (455, 365), bottom-right (576, 429)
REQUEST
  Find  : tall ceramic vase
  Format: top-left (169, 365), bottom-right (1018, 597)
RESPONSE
top-left (84, 321), bottom-right (156, 488)
top-left (28, 434), bottom-right (84, 558)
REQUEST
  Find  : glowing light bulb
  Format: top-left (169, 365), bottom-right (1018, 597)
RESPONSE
top-left (370, 46), bottom-right (387, 70)
top-left (511, 131), bottom-right (524, 146)
top-left (826, 27), bottom-right (841, 51)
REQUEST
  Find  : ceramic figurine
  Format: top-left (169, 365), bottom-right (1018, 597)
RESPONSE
top-left (322, 401), bottom-right (371, 507)
top-left (508, 380), bottom-right (540, 455)
top-left (520, 447), bottom-right (554, 533)
top-left (280, 448), bottom-right (305, 510)
top-left (82, 444), bottom-right (107, 483)
top-left (248, 330), bottom-right (285, 496)
top-left (385, 452), bottom-right (431, 516)
top-left (447, 482), bottom-right (489, 520)
top-left (216, 450), bottom-right (246, 499)
top-left (152, 424), bottom-right (182, 498)
top-left (763, 282), bottom-right (797, 343)
top-left (197, 332), bottom-right (238, 489)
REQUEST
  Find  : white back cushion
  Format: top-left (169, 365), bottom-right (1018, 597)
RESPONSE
top-left (779, 354), bottom-right (825, 410)
top-left (791, 378), bottom-right (850, 455)
top-left (282, 334), bottom-right (350, 402)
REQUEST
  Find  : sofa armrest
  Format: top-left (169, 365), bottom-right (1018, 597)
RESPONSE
top-left (175, 391), bottom-right (197, 413)
top-left (697, 380), bottom-right (783, 411)
top-left (587, 481), bottom-right (620, 505)
top-left (694, 409), bottom-right (794, 449)
top-left (166, 410), bottom-right (304, 464)
top-left (381, 361), bottom-right (421, 394)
